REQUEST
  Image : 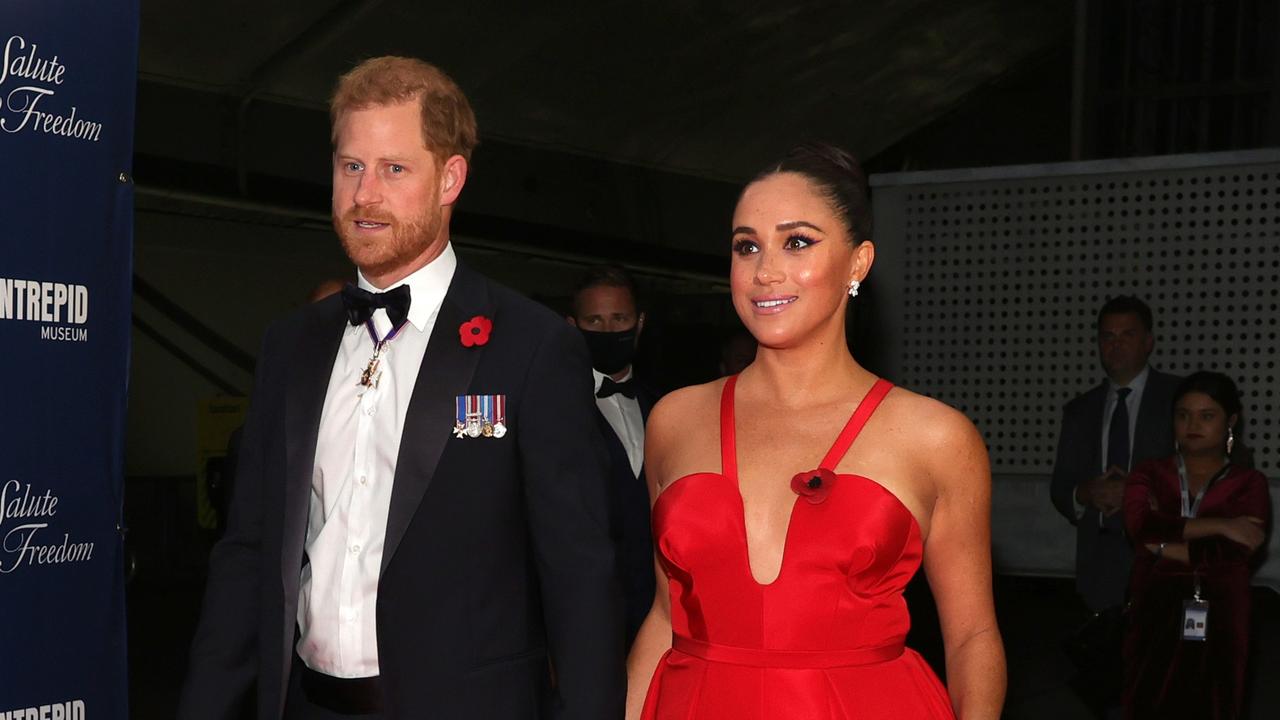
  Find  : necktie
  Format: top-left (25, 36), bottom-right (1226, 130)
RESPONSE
top-left (1107, 387), bottom-right (1133, 471)
top-left (341, 283), bottom-right (411, 330)
top-left (597, 376), bottom-right (637, 399)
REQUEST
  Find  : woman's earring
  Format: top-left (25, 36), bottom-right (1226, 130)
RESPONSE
top-left (847, 279), bottom-right (860, 298)
top-left (1227, 428), bottom-right (1235, 455)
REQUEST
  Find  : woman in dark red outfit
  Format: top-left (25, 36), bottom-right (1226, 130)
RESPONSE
top-left (1122, 371), bottom-right (1270, 719)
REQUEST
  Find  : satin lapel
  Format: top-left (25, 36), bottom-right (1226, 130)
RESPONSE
top-left (381, 262), bottom-right (491, 574)
top-left (595, 408), bottom-right (630, 464)
top-left (281, 299), bottom-right (347, 600)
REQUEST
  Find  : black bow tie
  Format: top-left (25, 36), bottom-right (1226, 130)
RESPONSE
top-left (597, 376), bottom-right (636, 399)
top-left (341, 283), bottom-right (412, 329)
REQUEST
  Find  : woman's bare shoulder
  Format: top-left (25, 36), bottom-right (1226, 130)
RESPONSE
top-left (880, 385), bottom-right (987, 461)
top-left (649, 378), bottom-right (726, 437)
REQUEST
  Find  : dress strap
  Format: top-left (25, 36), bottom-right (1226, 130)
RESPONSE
top-left (720, 375), bottom-right (739, 480)
top-left (819, 379), bottom-right (894, 471)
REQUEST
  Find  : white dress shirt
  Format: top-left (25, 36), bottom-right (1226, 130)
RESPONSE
top-left (1099, 365), bottom-right (1150, 473)
top-left (593, 368), bottom-right (644, 477)
top-left (1074, 365), bottom-right (1151, 521)
top-left (296, 243), bottom-right (457, 678)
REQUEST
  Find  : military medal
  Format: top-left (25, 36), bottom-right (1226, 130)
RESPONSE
top-left (357, 318), bottom-right (407, 394)
top-left (358, 348), bottom-right (384, 390)
top-left (492, 395), bottom-right (507, 438)
top-left (454, 394), bottom-right (507, 438)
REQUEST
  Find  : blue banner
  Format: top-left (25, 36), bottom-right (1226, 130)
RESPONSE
top-left (0, 2), bottom-right (138, 718)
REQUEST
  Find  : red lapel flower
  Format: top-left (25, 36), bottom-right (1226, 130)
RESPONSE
top-left (459, 315), bottom-right (492, 347)
top-left (791, 467), bottom-right (836, 505)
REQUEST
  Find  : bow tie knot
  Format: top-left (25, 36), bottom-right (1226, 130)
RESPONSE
top-left (341, 283), bottom-right (412, 330)
top-left (597, 376), bottom-right (637, 399)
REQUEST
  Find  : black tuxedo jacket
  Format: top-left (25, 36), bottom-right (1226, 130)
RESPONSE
top-left (179, 261), bottom-right (625, 720)
top-left (1050, 367), bottom-right (1180, 611)
top-left (594, 382), bottom-right (657, 645)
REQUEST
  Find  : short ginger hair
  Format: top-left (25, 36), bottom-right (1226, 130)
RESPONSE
top-left (330, 56), bottom-right (479, 163)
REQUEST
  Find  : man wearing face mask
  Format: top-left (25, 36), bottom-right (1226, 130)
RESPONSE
top-left (568, 265), bottom-right (655, 646)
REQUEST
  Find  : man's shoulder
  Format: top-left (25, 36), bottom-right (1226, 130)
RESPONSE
top-left (483, 277), bottom-right (564, 331)
top-left (259, 294), bottom-right (344, 350)
top-left (1063, 381), bottom-right (1107, 413)
top-left (1146, 367), bottom-right (1182, 396)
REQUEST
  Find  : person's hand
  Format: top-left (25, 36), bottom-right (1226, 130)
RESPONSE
top-left (1147, 494), bottom-right (1160, 512)
top-left (1217, 516), bottom-right (1266, 551)
top-left (1090, 466), bottom-right (1127, 515)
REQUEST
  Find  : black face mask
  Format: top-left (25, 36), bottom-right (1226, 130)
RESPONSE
top-left (579, 327), bottom-right (638, 375)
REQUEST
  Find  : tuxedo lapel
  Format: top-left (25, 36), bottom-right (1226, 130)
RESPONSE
top-left (381, 262), bottom-right (491, 574)
top-left (281, 299), bottom-right (347, 600)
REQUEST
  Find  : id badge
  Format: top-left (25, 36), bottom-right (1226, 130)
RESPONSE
top-left (1181, 599), bottom-right (1209, 641)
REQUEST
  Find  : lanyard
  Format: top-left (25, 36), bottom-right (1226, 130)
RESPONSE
top-left (1177, 454), bottom-right (1231, 518)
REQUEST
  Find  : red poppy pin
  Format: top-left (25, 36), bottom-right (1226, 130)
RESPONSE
top-left (790, 467), bottom-right (836, 505)
top-left (459, 315), bottom-right (492, 347)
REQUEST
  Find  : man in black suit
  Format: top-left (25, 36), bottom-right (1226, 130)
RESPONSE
top-left (1050, 295), bottom-right (1179, 715)
top-left (567, 266), bottom-right (655, 646)
top-left (179, 57), bottom-right (624, 720)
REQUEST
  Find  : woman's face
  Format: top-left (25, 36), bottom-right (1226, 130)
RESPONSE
top-left (1174, 391), bottom-right (1236, 456)
top-left (729, 173), bottom-right (870, 349)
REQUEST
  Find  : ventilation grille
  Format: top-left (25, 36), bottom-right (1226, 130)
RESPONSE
top-left (893, 162), bottom-right (1278, 475)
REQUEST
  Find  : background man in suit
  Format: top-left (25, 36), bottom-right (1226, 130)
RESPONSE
top-left (179, 56), bottom-right (624, 720)
top-left (1050, 295), bottom-right (1179, 716)
top-left (567, 265), bottom-right (655, 645)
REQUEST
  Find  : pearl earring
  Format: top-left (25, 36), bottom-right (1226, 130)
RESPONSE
top-left (1227, 428), bottom-right (1235, 455)
top-left (847, 279), bottom-right (860, 298)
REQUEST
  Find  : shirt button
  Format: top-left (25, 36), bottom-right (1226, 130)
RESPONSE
top-left (343, 608), bottom-right (357, 622)
top-left (350, 544), bottom-right (361, 554)
top-left (365, 405), bottom-right (376, 416)
top-left (359, 476), bottom-right (368, 485)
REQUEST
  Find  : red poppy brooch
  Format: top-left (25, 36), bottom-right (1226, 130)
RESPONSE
top-left (459, 315), bottom-right (492, 347)
top-left (791, 468), bottom-right (836, 504)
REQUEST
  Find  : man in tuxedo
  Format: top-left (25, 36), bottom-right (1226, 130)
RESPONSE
top-left (1050, 295), bottom-right (1179, 715)
top-left (567, 266), bottom-right (655, 645)
top-left (179, 57), bottom-right (624, 720)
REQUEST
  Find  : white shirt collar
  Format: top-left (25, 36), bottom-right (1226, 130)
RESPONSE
top-left (1111, 365), bottom-right (1151, 395)
top-left (592, 367), bottom-right (633, 394)
top-left (356, 243), bottom-right (457, 333)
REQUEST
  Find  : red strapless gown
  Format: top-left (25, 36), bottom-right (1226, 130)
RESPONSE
top-left (641, 376), bottom-right (955, 720)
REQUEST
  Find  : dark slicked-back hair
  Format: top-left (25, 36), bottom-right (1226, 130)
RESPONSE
top-left (1175, 370), bottom-right (1250, 465)
top-left (572, 264), bottom-right (639, 314)
top-left (1097, 295), bottom-right (1154, 333)
top-left (751, 141), bottom-right (872, 244)
top-left (1175, 371), bottom-right (1243, 422)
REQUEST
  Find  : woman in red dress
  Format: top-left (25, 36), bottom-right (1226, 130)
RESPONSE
top-left (624, 143), bottom-right (1006, 720)
top-left (1122, 371), bottom-right (1271, 719)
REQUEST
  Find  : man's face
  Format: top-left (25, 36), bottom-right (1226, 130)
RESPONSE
top-left (1097, 311), bottom-right (1154, 381)
top-left (331, 100), bottom-right (457, 286)
top-left (571, 285), bottom-right (641, 334)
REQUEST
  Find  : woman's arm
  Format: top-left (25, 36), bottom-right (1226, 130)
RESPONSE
top-left (1188, 470), bottom-right (1271, 567)
top-left (1123, 462), bottom-right (1187, 544)
top-left (624, 560), bottom-right (672, 720)
top-left (624, 395), bottom-right (683, 720)
top-left (920, 405), bottom-right (1006, 719)
top-left (1143, 542), bottom-right (1190, 564)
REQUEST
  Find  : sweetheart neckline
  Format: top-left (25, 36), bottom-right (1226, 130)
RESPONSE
top-left (654, 470), bottom-right (923, 587)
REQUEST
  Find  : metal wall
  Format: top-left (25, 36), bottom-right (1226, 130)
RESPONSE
top-left (871, 149), bottom-right (1280, 589)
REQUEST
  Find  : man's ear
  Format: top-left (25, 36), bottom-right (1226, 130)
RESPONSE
top-left (636, 312), bottom-right (646, 338)
top-left (567, 316), bottom-right (578, 328)
top-left (440, 155), bottom-right (468, 206)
